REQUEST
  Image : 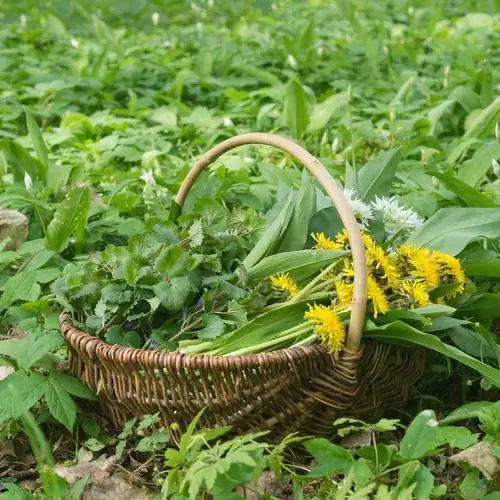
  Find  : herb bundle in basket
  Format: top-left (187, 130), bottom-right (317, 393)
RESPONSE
top-left (58, 133), bottom-right (500, 436)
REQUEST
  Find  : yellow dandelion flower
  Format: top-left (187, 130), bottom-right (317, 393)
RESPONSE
top-left (311, 232), bottom-right (342, 250)
top-left (335, 280), bottom-right (354, 308)
top-left (304, 303), bottom-right (346, 354)
top-left (270, 273), bottom-right (300, 296)
top-left (396, 244), bottom-right (440, 289)
top-left (432, 250), bottom-right (466, 298)
top-left (399, 281), bottom-right (431, 308)
top-left (367, 274), bottom-right (389, 318)
top-left (366, 244), bottom-right (401, 290)
top-left (335, 229), bottom-right (375, 250)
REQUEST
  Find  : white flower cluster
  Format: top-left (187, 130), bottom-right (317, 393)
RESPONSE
top-left (342, 189), bottom-right (424, 238)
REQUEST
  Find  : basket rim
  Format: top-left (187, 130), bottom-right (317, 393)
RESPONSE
top-left (59, 313), bottom-right (362, 369)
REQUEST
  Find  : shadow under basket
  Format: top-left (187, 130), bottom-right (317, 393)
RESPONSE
top-left (59, 315), bottom-right (426, 441)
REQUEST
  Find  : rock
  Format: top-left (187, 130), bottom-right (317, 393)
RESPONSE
top-left (0, 366), bottom-right (14, 381)
top-left (235, 471), bottom-right (291, 499)
top-left (450, 441), bottom-right (500, 480)
top-left (0, 209), bottom-right (28, 250)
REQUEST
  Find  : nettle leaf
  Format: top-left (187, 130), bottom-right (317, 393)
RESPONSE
top-left (188, 220), bottom-right (204, 247)
top-left (153, 277), bottom-right (194, 312)
top-left (48, 371), bottom-right (96, 401)
top-left (155, 244), bottom-right (188, 277)
top-left (101, 283), bottom-right (132, 304)
top-left (0, 371), bottom-right (47, 422)
top-left (0, 271), bottom-right (38, 310)
top-left (104, 325), bottom-right (143, 348)
top-left (198, 314), bottom-right (226, 340)
top-left (45, 378), bottom-right (77, 431)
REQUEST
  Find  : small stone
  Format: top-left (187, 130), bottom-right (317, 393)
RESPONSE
top-left (0, 209), bottom-right (28, 250)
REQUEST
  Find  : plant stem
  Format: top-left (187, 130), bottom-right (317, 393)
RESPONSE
top-left (291, 261), bottom-right (339, 303)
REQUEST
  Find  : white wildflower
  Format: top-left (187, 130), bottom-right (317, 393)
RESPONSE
top-left (70, 38), bottom-right (79, 48)
top-left (20, 15), bottom-right (27, 28)
top-left (331, 137), bottom-right (341, 154)
top-left (140, 170), bottom-right (156, 186)
top-left (24, 172), bottom-right (33, 192)
top-left (371, 196), bottom-right (424, 238)
top-left (286, 54), bottom-right (298, 70)
top-left (427, 419), bottom-right (439, 428)
top-left (152, 12), bottom-right (160, 26)
top-left (223, 117), bottom-right (234, 127)
top-left (344, 188), bottom-right (373, 227)
top-left (421, 409), bottom-right (433, 418)
top-left (492, 159), bottom-right (500, 178)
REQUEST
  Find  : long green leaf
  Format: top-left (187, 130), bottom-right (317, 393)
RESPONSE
top-left (356, 148), bottom-right (400, 202)
top-left (0, 139), bottom-right (44, 182)
top-left (24, 108), bottom-right (49, 182)
top-left (463, 96), bottom-right (500, 139)
top-left (247, 249), bottom-right (347, 282)
top-left (283, 79), bottom-right (309, 139)
top-left (407, 208), bottom-right (500, 255)
top-left (364, 321), bottom-right (500, 387)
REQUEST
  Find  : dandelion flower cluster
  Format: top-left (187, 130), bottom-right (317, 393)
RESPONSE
top-left (269, 273), bottom-right (300, 296)
top-left (304, 304), bottom-right (346, 354)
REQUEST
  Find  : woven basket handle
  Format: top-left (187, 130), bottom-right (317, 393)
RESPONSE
top-left (174, 133), bottom-right (367, 350)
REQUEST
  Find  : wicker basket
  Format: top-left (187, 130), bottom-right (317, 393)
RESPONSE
top-left (59, 133), bottom-right (426, 440)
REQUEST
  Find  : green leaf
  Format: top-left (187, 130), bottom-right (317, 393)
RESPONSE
top-left (407, 208), bottom-right (500, 255)
top-left (24, 250), bottom-right (55, 272)
top-left (0, 271), bottom-right (38, 310)
top-left (155, 244), bottom-right (188, 277)
top-left (306, 92), bottom-right (349, 132)
top-left (440, 401), bottom-right (492, 424)
top-left (46, 187), bottom-right (91, 252)
top-left (356, 149), bottom-right (400, 202)
top-left (153, 277), bottom-right (193, 312)
top-left (283, 79), bottom-right (309, 139)
top-left (436, 426), bottom-right (478, 449)
top-left (399, 410), bottom-right (439, 460)
top-left (364, 321), bottom-right (500, 387)
top-left (463, 257), bottom-right (500, 277)
top-left (24, 108), bottom-right (49, 182)
top-left (198, 314), bottom-right (226, 340)
top-left (303, 438), bottom-right (354, 477)
top-left (0, 371), bottom-right (47, 422)
top-left (413, 464), bottom-right (435, 500)
top-left (277, 171), bottom-right (316, 252)
top-left (104, 326), bottom-right (143, 348)
top-left (429, 171), bottom-right (495, 208)
top-left (45, 379), bottom-right (77, 431)
top-left (0, 139), bottom-right (44, 182)
top-left (457, 142), bottom-right (500, 187)
top-left (448, 326), bottom-right (500, 360)
top-left (456, 293), bottom-right (500, 325)
top-left (48, 372), bottom-right (96, 401)
top-left (247, 249), bottom-right (347, 282)
top-left (463, 96), bottom-right (500, 139)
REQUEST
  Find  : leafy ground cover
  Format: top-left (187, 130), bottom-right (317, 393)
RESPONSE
top-left (1, 0), bottom-right (500, 498)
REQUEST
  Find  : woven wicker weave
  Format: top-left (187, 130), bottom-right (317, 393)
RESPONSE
top-left (59, 133), bottom-right (426, 440)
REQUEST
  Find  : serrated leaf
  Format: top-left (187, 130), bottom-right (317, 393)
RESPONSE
top-left (198, 314), bottom-right (226, 340)
top-left (153, 277), bottom-right (193, 312)
top-left (48, 371), bottom-right (96, 401)
top-left (155, 244), bottom-right (187, 277)
top-left (188, 220), bottom-right (203, 247)
top-left (104, 326), bottom-right (142, 348)
top-left (101, 283), bottom-right (132, 304)
top-left (45, 380), bottom-right (77, 431)
top-left (303, 438), bottom-right (354, 477)
top-left (0, 271), bottom-right (38, 310)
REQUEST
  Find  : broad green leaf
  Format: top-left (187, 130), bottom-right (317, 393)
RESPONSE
top-left (48, 371), bottom-right (96, 401)
top-left (247, 249), bottom-right (347, 282)
top-left (45, 379), bottom-right (77, 431)
top-left (25, 108), bottom-right (49, 182)
top-left (197, 314), bottom-right (226, 340)
top-left (413, 464), bottom-right (435, 500)
top-left (0, 139), bottom-right (44, 182)
top-left (399, 410), bottom-right (439, 460)
top-left (232, 63), bottom-right (282, 86)
top-left (356, 149), bottom-right (400, 202)
top-left (440, 401), bottom-right (493, 424)
top-left (429, 171), bottom-right (495, 208)
top-left (303, 438), bottom-right (354, 477)
top-left (277, 171), bottom-right (316, 252)
top-left (24, 250), bottom-right (55, 272)
top-left (457, 143), bottom-right (500, 187)
top-left (407, 208), bottom-right (500, 255)
top-left (155, 244), bottom-right (188, 277)
top-left (463, 96), bottom-right (500, 139)
top-left (448, 326), bottom-right (499, 360)
top-left (243, 192), bottom-right (295, 270)
top-left (456, 293), bottom-right (500, 325)
top-left (435, 426), bottom-right (478, 449)
top-left (283, 79), bottom-right (309, 139)
top-left (463, 257), bottom-right (500, 277)
top-left (153, 276), bottom-right (193, 312)
top-left (0, 271), bottom-right (38, 310)
top-left (46, 187), bottom-right (91, 252)
top-left (364, 321), bottom-right (500, 387)
top-left (306, 91), bottom-right (349, 132)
